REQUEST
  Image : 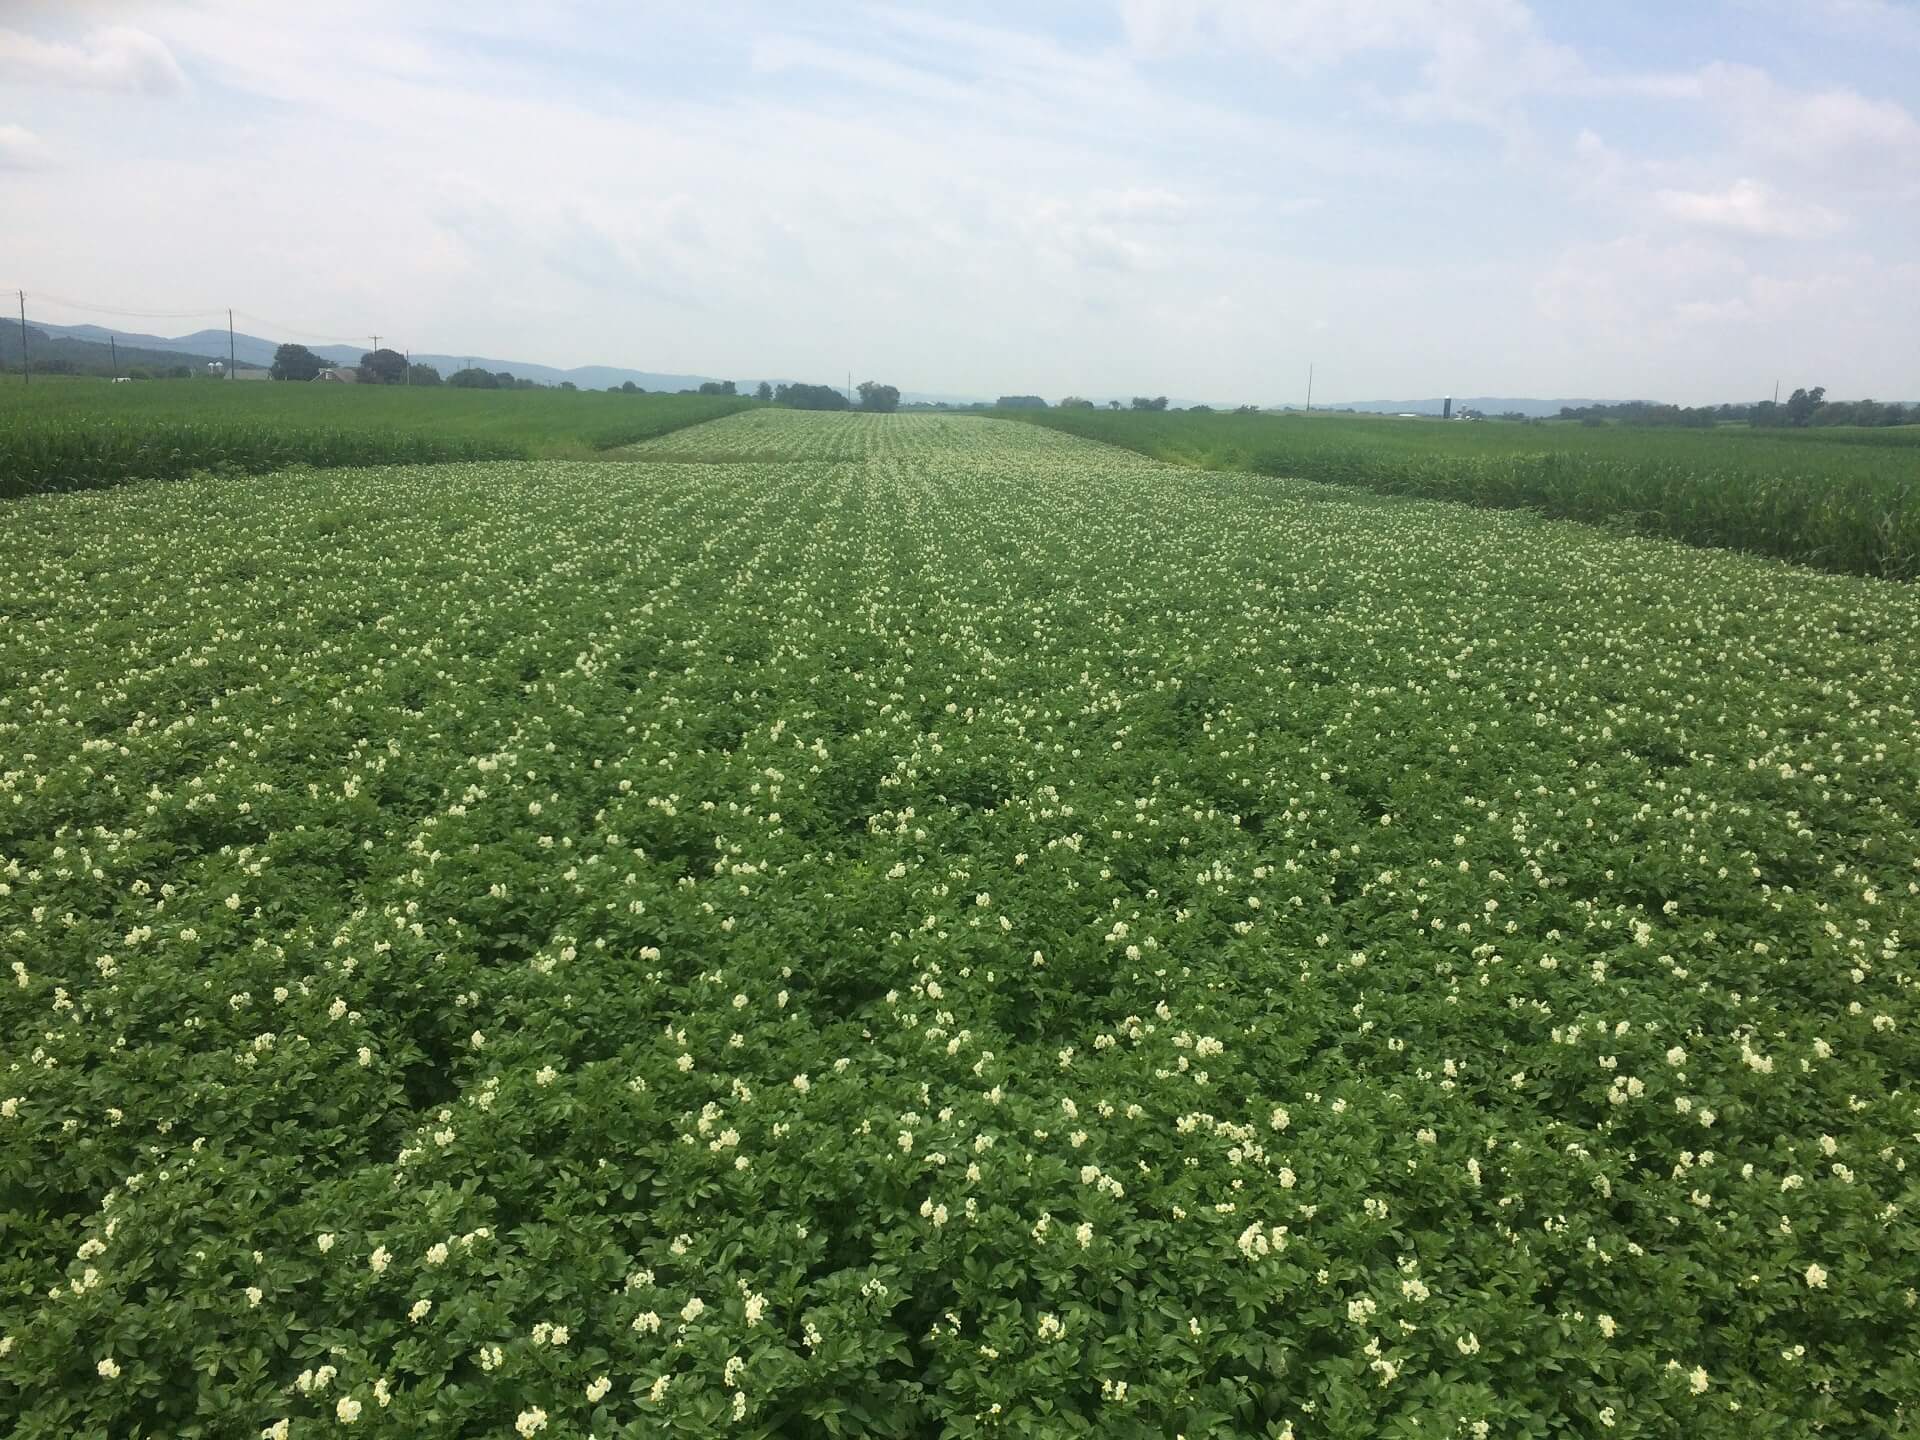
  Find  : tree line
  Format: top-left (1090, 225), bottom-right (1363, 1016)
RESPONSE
top-left (1558, 388), bottom-right (1915, 429)
top-left (265, 345), bottom-right (907, 411)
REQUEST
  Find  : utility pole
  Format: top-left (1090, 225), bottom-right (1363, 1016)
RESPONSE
top-left (110, 335), bottom-right (118, 379)
top-left (229, 308), bottom-right (237, 379)
top-left (405, 349), bottom-right (411, 386)
top-left (1306, 362), bottom-right (1313, 414)
top-left (1773, 379), bottom-right (1780, 405)
top-left (17, 290), bottom-right (27, 385)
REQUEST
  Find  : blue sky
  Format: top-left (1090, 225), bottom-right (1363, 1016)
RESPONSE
top-left (3, 0), bottom-right (1916, 403)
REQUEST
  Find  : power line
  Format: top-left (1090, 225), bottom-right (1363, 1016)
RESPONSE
top-left (24, 290), bottom-right (227, 320)
top-left (6, 288), bottom-right (386, 349)
top-left (232, 310), bottom-right (378, 346)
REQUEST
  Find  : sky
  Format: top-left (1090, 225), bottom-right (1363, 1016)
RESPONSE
top-left (2, 0), bottom-right (1917, 405)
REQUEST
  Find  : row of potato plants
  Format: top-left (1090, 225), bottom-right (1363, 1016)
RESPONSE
top-left (1, 413), bottom-right (1916, 1436)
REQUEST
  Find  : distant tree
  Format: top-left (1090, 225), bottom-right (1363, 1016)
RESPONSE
top-left (775, 381), bottom-right (850, 411)
top-left (1107, 399), bottom-right (1121, 410)
top-left (755, 381), bottom-right (773, 401)
top-left (857, 380), bottom-right (901, 412)
top-left (448, 367), bottom-right (498, 389)
top-left (357, 348), bottom-right (409, 385)
top-left (1057, 396), bottom-right (1095, 409)
top-left (697, 380), bottom-right (738, 396)
top-left (167, 364), bottom-right (192, 380)
top-left (1785, 385), bottom-right (1826, 427)
top-left (1131, 395), bottom-right (1169, 411)
top-left (620, 380), bottom-right (643, 394)
top-left (1187, 403), bottom-right (1213, 413)
top-left (559, 380), bottom-right (578, 391)
top-left (409, 362), bottom-right (443, 386)
top-left (995, 395), bottom-right (1048, 409)
top-left (270, 343), bottom-right (324, 382)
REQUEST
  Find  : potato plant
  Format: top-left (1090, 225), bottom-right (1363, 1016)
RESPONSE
top-left (1, 413), bottom-right (1916, 1437)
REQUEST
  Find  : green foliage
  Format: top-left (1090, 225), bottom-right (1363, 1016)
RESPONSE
top-left (1008, 407), bottom-right (1920, 580)
top-left (271, 344), bottom-right (325, 383)
top-left (0, 412), bottom-right (1915, 1437)
top-left (1784, 386), bottom-right (1826, 428)
top-left (774, 382), bottom-right (849, 411)
top-left (856, 381), bottom-right (900, 414)
top-left (357, 349), bottom-right (410, 386)
top-left (0, 380), bottom-right (753, 497)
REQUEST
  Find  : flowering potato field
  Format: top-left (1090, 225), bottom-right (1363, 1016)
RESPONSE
top-left (2, 412), bottom-right (1917, 1438)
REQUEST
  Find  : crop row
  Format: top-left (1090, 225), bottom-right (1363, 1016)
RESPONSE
top-left (1, 413), bottom-right (1916, 1437)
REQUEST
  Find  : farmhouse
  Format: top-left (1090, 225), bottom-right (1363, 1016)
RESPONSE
top-left (314, 367), bottom-right (358, 383)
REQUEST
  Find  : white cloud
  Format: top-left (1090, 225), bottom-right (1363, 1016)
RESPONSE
top-left (1121, 0), bottom-right (1581, 130)
top-left (1535, 234), bottom-right (1749, 346)
top-left (0, 122), bottom-right (50, 170)
top-left (1122, 0), bottom-right (1440, 67)
top-left (1655, 178), bottom-right (1845, 238)
top-left (0, 26), bottom-right (189, 95)
top-left (1632, 61), bottom-right (1920, 186)
top-left (4, 2), bottom-right (1915, 404)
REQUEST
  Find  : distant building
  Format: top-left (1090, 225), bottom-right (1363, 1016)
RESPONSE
top-left (1443, 396), bottom-right (1453, 420)
top-left (232, 367), bottom-right (271, 382)
top-left (314, 368), bottom-right (358, 383)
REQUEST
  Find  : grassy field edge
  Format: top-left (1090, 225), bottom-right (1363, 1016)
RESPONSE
top-left (0, 382), bottom-right (757, 499)
top-left (1004, 408), bottom-right (1920, 581)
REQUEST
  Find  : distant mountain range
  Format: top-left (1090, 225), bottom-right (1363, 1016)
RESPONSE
top-left (25, 318), bottom-right (1015, 404)
top-left (3, 317), bottom-right (229, 375)
top-left (17, 321), bottom-right (1650, 415)
top-left (27, 320), bottom-right (729, 391)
